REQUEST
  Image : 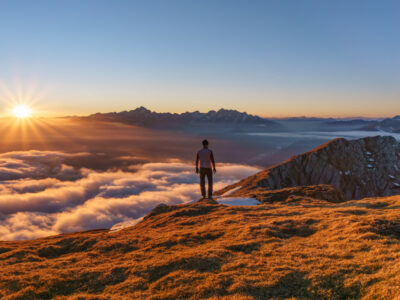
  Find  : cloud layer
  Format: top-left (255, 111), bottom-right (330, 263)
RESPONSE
top-left (0, 151), bottom-right (259, 240)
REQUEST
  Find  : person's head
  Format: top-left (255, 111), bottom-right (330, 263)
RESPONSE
top-left (202, 139), bottom-right (209, 148)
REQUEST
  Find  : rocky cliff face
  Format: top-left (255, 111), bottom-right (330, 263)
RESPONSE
top-left (218, 136), bottom-right (400, 200)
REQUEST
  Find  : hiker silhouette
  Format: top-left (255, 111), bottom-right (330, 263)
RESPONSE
top-left (195, 139), bottom-right (216, 199)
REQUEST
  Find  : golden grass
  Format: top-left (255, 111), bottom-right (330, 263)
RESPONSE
top-left (2, 196), bottom-right (400, 299)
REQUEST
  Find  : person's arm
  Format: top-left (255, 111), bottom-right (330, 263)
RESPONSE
top-left (210, 151), bottom-right (216, 173)
top-left (195, 152), bottom-right (199, 173)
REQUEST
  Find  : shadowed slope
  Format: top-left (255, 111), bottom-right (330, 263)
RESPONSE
top-left (218, 136), bottom-right (400, 200)
top-left (2, 196), bottom-right (400, 299)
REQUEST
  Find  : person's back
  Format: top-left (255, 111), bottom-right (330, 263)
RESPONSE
top-left (197, 148), bottom-right (213, 168)
top-left (195, 140), bottom-right (216, 199)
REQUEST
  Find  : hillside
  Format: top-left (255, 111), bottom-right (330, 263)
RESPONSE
top-left (2, 196), bottom-right (400, 299)
top-left (218, 136), bottom-right (400, 200)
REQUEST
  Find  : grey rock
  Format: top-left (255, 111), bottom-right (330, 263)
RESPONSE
top-left (222, 136), bottom-right (400, 200)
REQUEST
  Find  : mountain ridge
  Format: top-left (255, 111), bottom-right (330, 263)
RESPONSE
top-left (362, 116), bottom-right (400, 133)
top-left (81, 107), bottom-right (398, 132)
top-left (217, 135), bottom-right (400, 200)
top-left (84, 106), bottom-right (281, 128)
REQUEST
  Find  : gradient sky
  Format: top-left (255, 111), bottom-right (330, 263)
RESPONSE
top-left (0, 0), bottom-right (399, 117)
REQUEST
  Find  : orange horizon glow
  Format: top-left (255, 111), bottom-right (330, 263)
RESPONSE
top-left (0, 108), bottom-right (395, 120)
top-left (0, 85), bottom-right (397, 120)
top-left (1, 80), bottom-right (399, 120)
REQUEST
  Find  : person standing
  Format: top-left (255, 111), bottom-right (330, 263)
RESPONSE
top-left (195, 139), bottom-right (216, 199)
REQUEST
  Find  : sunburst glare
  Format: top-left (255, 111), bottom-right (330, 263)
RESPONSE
top-left (12, 104), bottom-right (32, 118)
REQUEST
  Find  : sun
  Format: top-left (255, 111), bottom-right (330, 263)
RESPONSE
top-left (12, 105), bottom-right (32, 118)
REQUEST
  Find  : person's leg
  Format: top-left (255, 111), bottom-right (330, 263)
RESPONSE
top-left (206, 168), bottom-right (213, 198)
top-left (200, 168), bottom-right (206, 198)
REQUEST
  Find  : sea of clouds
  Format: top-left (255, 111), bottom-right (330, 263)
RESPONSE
top-left (0, 150), bottom-right (260, 240)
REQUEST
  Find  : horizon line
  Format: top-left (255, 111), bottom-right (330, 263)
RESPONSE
top-left (0, 105), bottom-right (395, 120)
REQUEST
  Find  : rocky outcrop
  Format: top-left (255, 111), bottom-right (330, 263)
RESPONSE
top-left (219, 136), bottom-right (400, 200)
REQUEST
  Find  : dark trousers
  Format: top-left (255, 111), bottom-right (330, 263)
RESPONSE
top-left (199, 167), bottom-right (213, 198)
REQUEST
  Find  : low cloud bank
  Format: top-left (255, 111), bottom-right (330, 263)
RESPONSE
top-left (0, 151), bottom-right (260, 240)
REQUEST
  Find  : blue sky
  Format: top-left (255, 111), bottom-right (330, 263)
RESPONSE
top-left (0, 0), bottom-right (399, 117)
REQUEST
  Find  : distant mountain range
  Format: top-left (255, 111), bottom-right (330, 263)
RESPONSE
top-left (361, 116), bottom-right (400, 133)
top-left (323, 119), bottom-right (375, 127)
top-left (82, 107), bottom-right (399, 133)
top-left (84, 106), bottom-right (281, 129)
top-left (320, 116), bottom-right (400, 133)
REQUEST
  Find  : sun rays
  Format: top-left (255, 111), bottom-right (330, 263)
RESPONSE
top-left (0, 115), bottom-right (85, 153)
top-left (0, 81), bottom-right (70, 150)
top-left (0, 78), bottom-right (54, 120)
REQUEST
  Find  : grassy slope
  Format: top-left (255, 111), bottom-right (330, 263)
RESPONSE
top-left (2, 196), bottom-right (400, 299)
